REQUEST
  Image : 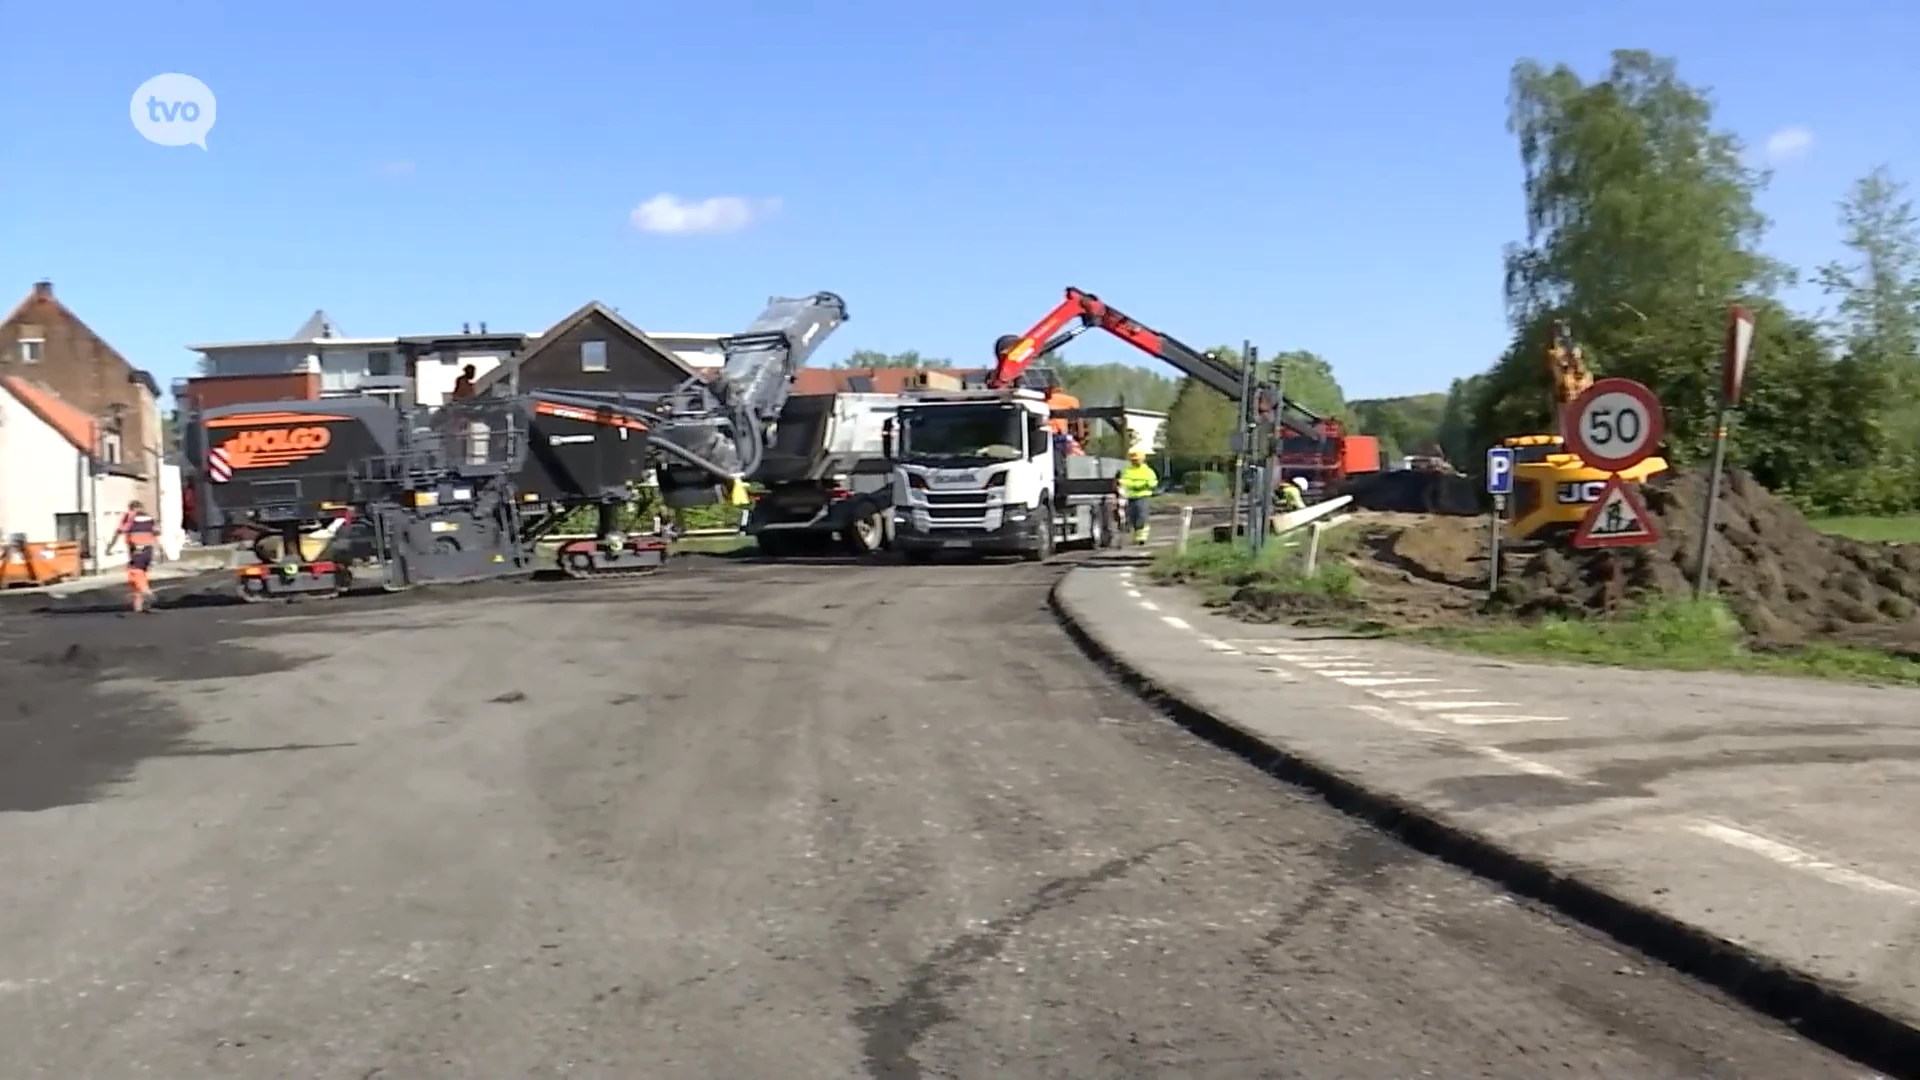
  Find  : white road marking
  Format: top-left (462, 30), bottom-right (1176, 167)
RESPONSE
top-left (1160, 615), bottom-right (1192, 631)
top-left (1125, 588), bottom-right (1143, 598)
top-left (1687, 821), bottom-right (1920, 901)
top-left (1350, 703), bottom-right (1448, 736)
top-left (1405, 700), bottom-right (1516, 712)
top-left (1255, 666), bottom-right (1298, 680)
top-left (1442, 713), bottom-right (1567, 725)
top-left (1200, 638), bottom-right (1241, 653)
top-left (1475, 746), bottom-right (1587, 781)
top-left (1138, 600), bottom-right (1160, 611)
top-left (1338, 676), bottom-right (1440, 687)
top-left (1294, 660), bottom-right (1371, 671)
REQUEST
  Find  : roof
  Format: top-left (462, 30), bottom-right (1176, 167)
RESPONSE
top-left (791, 367), bottom-right (945, 395)
top-left (3, 282), bottom-right (160, 404)
top-left (470, 301), bottom-right (701, 395)
top-left (0, 375), bottom-right (95, 454)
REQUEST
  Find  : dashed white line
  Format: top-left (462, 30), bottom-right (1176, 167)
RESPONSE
top-left (1199, 638), bottom-right (1242, 653)
top-left (1125, 588), bottom-right (1144, 598)
top-left (1351, 706), bottom-right (1590, 781)
top-left (1160, 615), bottom-right (1192, 631)
top-left (1442, 713), bottom-right (1567, 725)
top-left (1476, 746), bottom-right (1587, 781)
top-left (1405, 700), bottom-right (1516, 712)
top-left (1687, 821), bottom-right (1920, 901)
top-left (1338, 676), bottom-right (1441, 687)
top-left (1138, 600), bottom-right (1160, 611)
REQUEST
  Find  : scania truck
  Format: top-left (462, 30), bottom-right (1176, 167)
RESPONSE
top-left (885, 386), bottom-right (1126, 563)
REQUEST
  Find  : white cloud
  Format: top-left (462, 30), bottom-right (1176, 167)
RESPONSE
top-left (1763, 126), bottom-right (1813, 163)
top-left (630, 194), bottom-right (781, 236)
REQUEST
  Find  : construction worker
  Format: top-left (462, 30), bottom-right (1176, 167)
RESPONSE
top-left (1277, 474), bottom-right (1309, 513)
top-left (105, 499), bottom-right (159, 614)
top-left (1117, 450), bottom-right (1159, 545)
top-left (728, 477), bottom-right (752, 534)
top-left (451, 363), bottom-right (478, 400)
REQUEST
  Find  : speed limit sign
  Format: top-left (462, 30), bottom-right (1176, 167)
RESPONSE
top-left (1564, 378), bottom-right (1664, 473)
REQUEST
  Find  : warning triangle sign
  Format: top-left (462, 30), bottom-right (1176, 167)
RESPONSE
top-left (1571, 475), bottom-right (1661, 549)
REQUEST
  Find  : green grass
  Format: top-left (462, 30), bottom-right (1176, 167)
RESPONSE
top-left (672, 534), bottom-right (753, 554)
top-left (1150, 535), bottom-right (1360, 604)
top-left (1812, 514), bottom-right (1920, 543)
top-left (1416, 597), bottom-right (1920, 687)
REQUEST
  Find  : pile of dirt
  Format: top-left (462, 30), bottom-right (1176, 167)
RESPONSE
top-left (1497, 467), bottom-right (1920, 646)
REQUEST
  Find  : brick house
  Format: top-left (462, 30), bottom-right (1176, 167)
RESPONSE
top-left (0, 281), bottom-right (163, 513)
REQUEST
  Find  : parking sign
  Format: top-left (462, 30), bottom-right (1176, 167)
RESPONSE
top-left (1486, 447), bottom-right (1514, 495)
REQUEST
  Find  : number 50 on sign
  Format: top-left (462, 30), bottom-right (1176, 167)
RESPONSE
top-left (1564, 378), bottom-right (1665, 473)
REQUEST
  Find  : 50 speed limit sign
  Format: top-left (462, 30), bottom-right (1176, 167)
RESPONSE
top-left (1564, 378), bottom-right (1665, 473)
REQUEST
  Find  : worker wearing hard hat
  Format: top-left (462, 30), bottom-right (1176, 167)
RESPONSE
top-left (1117, 450), bottom-right (1160, 545)
top-left (1277, 474), bottom-right (1309, 514)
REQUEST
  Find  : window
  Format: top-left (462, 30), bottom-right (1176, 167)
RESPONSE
top-left (99, 432), bottom-right (123, 466)
top-left (367, 350), bottom-right (396, 377)
top-left (580, 339), bottom-right (608, 372)
top-left (19, 338), bottom-right (43, 364)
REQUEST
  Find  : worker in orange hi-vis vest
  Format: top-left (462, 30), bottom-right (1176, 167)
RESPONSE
top-left (106, 500), bottom-right (160, 614)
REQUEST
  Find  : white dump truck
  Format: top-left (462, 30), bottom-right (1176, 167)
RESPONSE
top-left (884, 386), bottom-right (1128, 562)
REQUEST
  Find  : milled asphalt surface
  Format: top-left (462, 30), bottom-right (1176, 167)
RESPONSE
top-left (0, 554), bottom-right (1881, 1079)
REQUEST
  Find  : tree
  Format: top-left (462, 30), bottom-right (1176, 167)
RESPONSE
top-left (1269, 350), bottom-right (1347, 419)
top-left (1817, 166), bottom-right (1920, 371)
top-left (1458, 50), bottom-right (1801, 470)
top-left (1160, 345), bottom-right (1245, 474)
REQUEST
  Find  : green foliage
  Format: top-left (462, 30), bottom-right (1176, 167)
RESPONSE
top-left (1351, 392), bottom-right (1447, 464)
top-left (1424, 48), bottom-right (1920, 516)
top-left (1051, 360), bottom-right (1179, 411)
top-left (1423, 597), bottom-right (1920, 686)
top-left (1149, 538), bottom-right (1358, 599)
top-left (1181, 470), bottom-right (1229, 495)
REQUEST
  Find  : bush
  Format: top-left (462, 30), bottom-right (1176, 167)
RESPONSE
top-left (1180, 471), bottom-right (1229, 496)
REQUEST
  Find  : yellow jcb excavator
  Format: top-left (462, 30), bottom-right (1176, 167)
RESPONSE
top-left (1499, 321), bottom-right (1668, 543)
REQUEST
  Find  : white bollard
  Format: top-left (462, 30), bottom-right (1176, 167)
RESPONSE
top-left (1177, 506), bottom-right (1195, 554)
top-left (1304, 520), bottom-right (1326, 576)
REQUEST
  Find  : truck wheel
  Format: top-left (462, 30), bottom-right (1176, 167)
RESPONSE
top-left (844, 511), bottom-right (887, 555)
top-left (1022, 507), bottom-right (1055, 562)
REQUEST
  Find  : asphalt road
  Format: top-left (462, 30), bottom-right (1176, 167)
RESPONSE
top-left (0, 555), bottom-right (1878, 1079)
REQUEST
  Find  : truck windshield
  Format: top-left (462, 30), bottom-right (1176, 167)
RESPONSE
top-left (900, 405), bottom-right (1024, 462)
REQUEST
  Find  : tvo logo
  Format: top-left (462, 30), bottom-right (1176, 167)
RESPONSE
top-left (130, 73), bottom-right (217, 149)
top-left (1555, 480), bottom-right (1607, 505)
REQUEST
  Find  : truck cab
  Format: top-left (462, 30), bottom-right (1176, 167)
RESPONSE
top-left (887, 389), bottom-right (1120, 562)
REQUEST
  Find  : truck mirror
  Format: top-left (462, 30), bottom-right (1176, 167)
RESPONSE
top-left (881, 418), bottom-right (896, 460)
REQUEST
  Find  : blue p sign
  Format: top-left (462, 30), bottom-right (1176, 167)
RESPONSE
top-left (1486, 447), bottom-right (1514, 495)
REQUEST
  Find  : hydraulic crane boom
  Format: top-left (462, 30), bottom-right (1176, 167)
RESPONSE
top-left (991, 287), bottom-right (1335, 441)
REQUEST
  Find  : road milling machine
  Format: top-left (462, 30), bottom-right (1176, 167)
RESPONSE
top-left (182, 292), bottom-right (851, 600)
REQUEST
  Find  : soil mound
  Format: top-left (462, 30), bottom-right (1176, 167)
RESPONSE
top-left (1498, 467), bottom-right (1920, 644)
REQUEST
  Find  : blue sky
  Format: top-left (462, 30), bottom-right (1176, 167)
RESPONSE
top-left (2, 1), bottom-right (1915, 403)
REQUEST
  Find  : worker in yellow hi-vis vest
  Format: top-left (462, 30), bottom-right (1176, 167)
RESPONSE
top-left (1116, 450), bottom-right (1160, 545)
top-left (728, 478), bottom-right (752, 534)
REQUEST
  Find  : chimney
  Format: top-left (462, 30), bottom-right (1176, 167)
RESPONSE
top-left (478, 321), bottom-right (487, 334)
top-left (32, 280), bottom-right (52, 300)
top-left (462, 322), bottom-right (471, 334)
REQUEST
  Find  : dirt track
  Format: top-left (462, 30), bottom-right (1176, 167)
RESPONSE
top-left (0, 556), bottom-right (1868, 1078)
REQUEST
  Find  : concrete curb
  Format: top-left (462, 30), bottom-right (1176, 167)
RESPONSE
top-left (1048, 568), bottom-right (1920, 1080)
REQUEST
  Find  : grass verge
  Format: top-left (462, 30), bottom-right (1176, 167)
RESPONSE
top-left (1813, 514), bottom-right (1920, 544)
top-left (1415, 597), bottom-right (1920, 687)
top-left (1150, 535), bottom-right (1359, 605)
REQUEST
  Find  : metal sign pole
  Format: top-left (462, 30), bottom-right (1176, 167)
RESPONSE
top-left (1695, 305), bottom-right (1755, 599)
top-left (1485, 446), bottom-right (1513, 598)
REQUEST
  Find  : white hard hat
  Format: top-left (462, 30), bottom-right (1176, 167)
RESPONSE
top-left (1291, 476), bottom-right (1310, 491)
